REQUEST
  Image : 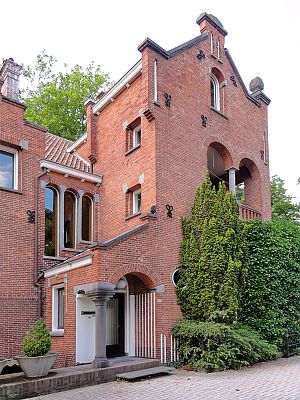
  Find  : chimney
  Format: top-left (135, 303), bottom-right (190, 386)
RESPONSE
top-left (0, 58), bottom-right (22, 101)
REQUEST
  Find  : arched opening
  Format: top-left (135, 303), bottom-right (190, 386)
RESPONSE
top-left (82, 194), bottom-right (93, 241)
top-left (207, 142), bottom-right (233, 190)
top-left (236, 158), bottom-right (262, 218)
top-left (45, 186), bottom-right (58, 256)
top-left (64, 190), bottom-right (76, 248)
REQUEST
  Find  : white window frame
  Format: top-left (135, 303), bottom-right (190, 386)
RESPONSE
top-left (153, 60), bottom-right (158, 103)
top-left (210, 32), bottom-right (214, 55)
top-left (45, 186), bottom-right (60, 257)
top-left (132, 188), bottom-right (141, 214)
top-left (52, 285), bottom-right (65, 332)
top-left (0, 144), bottom-right (18, 190)
top-left (64, 190), bottom-right (77, 250)
top-left (133, 125), bottom-right (141, 148)
top-left (210, 74), bottom-right (220, 111)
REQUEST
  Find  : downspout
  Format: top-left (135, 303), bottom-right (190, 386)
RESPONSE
top-left (35, 169), bottom-right (48, 318)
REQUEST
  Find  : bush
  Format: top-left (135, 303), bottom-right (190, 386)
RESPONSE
top-left (241, 220), bottom-right (300, 350)
top-left (22, 319), bottom-right (51, 357)
top-left (172, 320), bottom-right (277, 372)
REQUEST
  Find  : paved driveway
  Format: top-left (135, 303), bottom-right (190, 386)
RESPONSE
top-left (29, 356), bottom-right (300, 400)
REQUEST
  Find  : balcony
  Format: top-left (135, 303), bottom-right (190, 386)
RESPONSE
top-left (239, 204), bottom-right (261, 220)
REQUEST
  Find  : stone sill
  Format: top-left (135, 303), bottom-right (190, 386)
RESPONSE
top-left (43, 256), bottom-right (68, 261)
top-left (210, 107), bottom-right (228, 120)
top-left (125, 145), bottom-right (141, 156)
top-left (125, 212), bottom-right (141, 221)
top-left (50, 330), bottom-right (64, 337)
top-left (0, 186), bottom-right (22, 195)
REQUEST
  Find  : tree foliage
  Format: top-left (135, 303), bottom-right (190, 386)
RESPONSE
top-left (241, 220), bottom-right (300, 350)
top-left (21, 50), bottom-right (111, 140)
top-left (176, 176), bottom-right (248, 323)
top-left (22, 319), bottom-right (51, 357)
top-left (271, 175), bottom-right (300, 222)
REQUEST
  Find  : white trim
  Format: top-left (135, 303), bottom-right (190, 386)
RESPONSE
top-left (133, 125), bottom-right (141, 148)
top-left (211, 73), bottom-right (220, 111)
top-left (0, 144), bottom-right (18, 190)
top-left (52, 284), bottom-right (65, 333)
top-left (133, 188), bottom-right (141, 214)
top-left (66, 133), bottom-right (87, 153)
top-left (93, 61), bottom-right (142, 115)
top-left (45, 186), bottom-right (60, 257)
top-left (44, 255), bottom-right (93, 278)
top-left (39, 160), bottom-right (102, 184)
top-left (153, 60), bottom-right (158, 103)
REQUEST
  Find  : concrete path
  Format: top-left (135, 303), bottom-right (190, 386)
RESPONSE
top-left (28, 356), bottom-right (300, 400)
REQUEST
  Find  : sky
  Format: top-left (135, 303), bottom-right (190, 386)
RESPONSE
top-left (1, 0), bottom-right (299, 201)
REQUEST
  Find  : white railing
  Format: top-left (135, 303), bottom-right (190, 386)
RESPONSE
top-left (135, 292), bottom-right (156, 358)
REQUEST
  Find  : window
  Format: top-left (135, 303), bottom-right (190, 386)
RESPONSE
top-left (82, 195), bottom-right (92, 241)
top-left (133, 188), bottom-right (141, 214)
top-left (210, 73), bottom-right (220, 111)
top-left (52, 286), bottom-right (64, 331)
top-left (0, 145), bottom-right (18, 190)
top-left (153, 59), bottom-right (158, 102)
top-left (133, 125), bottom-right (141, 148)
top-left (64, 191), bottom-right (76, 248)
top-left (45, 187), bottom-right (58, 256)
top-left (126, 118), bottom-right (141, 152)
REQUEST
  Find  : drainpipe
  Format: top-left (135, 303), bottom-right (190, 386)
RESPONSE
top-left (34, 169), bottom-right (48, 318)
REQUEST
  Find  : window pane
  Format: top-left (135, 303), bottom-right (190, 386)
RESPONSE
top-left (57, 288), bottom-right (64, 329)
top-left (210, 79), bottom-right (215, 108)
top-left (135, 129), bottom-right (141, 147)
top-left (82, 196), bottom-right (92, 241)
top-left (0, 150), bottom-right (14, 189)
top-left (64, 192), bottom-right (76, 248)
top-left (45, 188), bottom-right (57, 256)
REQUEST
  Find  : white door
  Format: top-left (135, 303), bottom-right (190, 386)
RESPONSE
top-left (76, 294), bottom-right (95, 364)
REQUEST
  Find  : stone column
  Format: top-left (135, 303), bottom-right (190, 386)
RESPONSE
top-left (86, 282), bottom-right (115, 368)
top-left (228, 168), bottom-right (237, 195)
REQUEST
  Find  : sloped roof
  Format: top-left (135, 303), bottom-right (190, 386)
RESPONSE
top-left (45, 132), bottom-right (90, 173)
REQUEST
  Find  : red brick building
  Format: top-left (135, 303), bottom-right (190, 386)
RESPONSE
top-left (0, 13), bottom-right (271, 367)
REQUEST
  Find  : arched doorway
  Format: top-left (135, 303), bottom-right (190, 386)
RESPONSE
top-left (207, 142), bottom-right (233, 189)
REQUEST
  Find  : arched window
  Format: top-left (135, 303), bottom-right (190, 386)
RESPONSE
top-left (210, 73), bottom-right (220, 111)
top-left (45, 187), bottom-right (58, 256)
top-left (82, 195), bottom-right (92, 241)
top-left (64, 191), bottom-right (76, 248)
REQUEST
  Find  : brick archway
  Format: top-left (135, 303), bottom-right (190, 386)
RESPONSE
top-left (108, 264), bottom-right (161, 289)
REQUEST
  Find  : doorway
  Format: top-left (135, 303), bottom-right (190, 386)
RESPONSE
top-left (106, 293), bottom-right (125, 357)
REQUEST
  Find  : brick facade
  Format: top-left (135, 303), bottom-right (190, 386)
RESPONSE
top-left (0, 13), bottom-right (271, 366)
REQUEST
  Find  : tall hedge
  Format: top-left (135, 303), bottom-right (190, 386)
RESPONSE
top-left (176, 176), bottom-right (247, 323)
top-left (241, 220), bottom-right (300, 349)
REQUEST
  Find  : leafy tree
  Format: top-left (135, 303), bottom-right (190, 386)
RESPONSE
top-left (21, 50), bottom-right (111, 140)
top-left (176, 176), bottom-right (247, 323)
top-left (270, 175), bottom-right (300, 222)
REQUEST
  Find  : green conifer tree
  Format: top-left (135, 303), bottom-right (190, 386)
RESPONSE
top-left (176, 175), bottom-right (247, 323)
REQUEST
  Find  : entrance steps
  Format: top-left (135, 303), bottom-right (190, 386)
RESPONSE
top-left (116, 366), bottom-right (174, 381)
top-left (0, 357), bottom-right (159, 400)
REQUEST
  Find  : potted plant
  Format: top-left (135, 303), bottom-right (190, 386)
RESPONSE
top-left (16, 319), bottom-right (58, 378)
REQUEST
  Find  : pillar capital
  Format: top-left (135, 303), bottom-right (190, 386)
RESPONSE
top-left (85, 281), bottom-right (115, 302)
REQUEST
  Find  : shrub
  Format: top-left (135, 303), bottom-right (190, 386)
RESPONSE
top-left (241, 220), bottom-right (300, 350)
top-left (22, 319), bottom-right (51, 357)
top-left (172, 320), bottom-right (277, 372)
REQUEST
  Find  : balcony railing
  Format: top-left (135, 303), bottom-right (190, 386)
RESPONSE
top-left (239, 204), bottom-right (261, 220)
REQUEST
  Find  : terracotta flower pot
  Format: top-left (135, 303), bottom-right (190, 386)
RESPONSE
top-left (16, 353), bottom-right (58, 378)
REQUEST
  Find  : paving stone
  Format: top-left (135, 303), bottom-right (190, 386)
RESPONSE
top-left (28, 356), bottom-right (300, 400)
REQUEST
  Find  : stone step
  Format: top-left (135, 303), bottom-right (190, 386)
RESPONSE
top-left (116, 366), bottom-right (174, 381)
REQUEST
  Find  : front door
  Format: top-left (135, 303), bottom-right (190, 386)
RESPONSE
top-left (106, 293), bottom-right (125, 357)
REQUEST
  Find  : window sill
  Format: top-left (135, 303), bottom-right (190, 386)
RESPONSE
top-left (79, 240), bottom-right (97, 245)
top-left (50, 330), bottom-right (64, 337)
top-left (153, 101), bottom-right (160, 107)
top-left (0, 186), bottom-right (22, 195)
top-left (210, 54), bottom-right (217, 59)
top-left (62, 248), bottom-right (82, 253)
top-left (125, 144), bottom-right (141, 156)
top-left (125, 211), bottom-right (141, 221)
top-left (210, 107), bottom-right (228, 120)
top-left (44, 256), bottom-right (68, 261)
top-left (217, 59), bottom-right (223, 64)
